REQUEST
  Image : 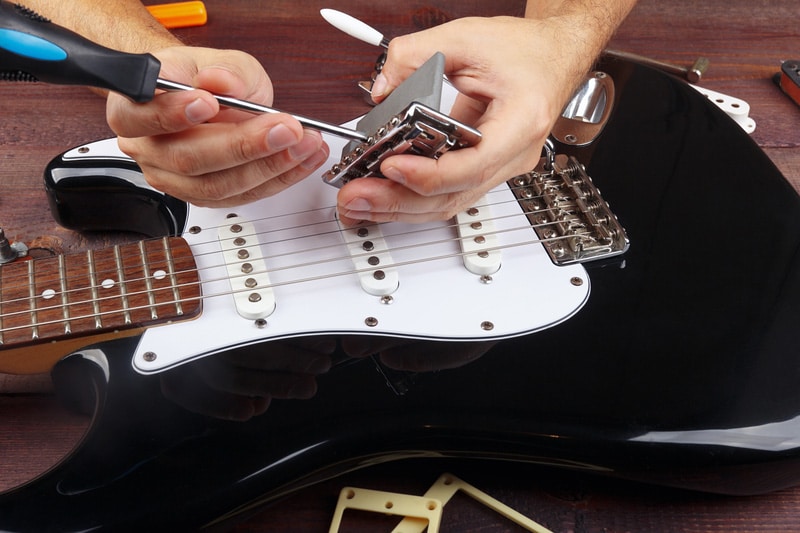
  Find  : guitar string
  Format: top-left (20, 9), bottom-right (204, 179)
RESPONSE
top-left (0, 187), bottom-right (601, 333)
top-left (0, 184), bottom-right (528, 297)
top-left (0, 180), bottom-right (551, 294)
top-left (0, 230), bottom-right (577, 337)
top-left (0, 187), bottom-right (583, 332)
top-left (0, 184), bottom-right (556, 319)
top-left (0, 181), bottom-right (578, 321)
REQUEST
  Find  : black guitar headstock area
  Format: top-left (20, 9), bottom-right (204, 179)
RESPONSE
top-left (1, 58), bottom-right (799, 531)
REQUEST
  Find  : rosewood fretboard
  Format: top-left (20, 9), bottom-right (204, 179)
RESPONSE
top-left (0, 236), bottom-right (201, 351)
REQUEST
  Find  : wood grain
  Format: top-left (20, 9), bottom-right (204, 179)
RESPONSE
top-left (1, 0), bottom-right (798, 530)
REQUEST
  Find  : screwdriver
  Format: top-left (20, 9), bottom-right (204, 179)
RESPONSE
top-left (0, 0), bottom-right (368, 142)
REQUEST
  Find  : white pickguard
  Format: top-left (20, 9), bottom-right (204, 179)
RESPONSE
top-left (112, 85), bottom-right (589, 373)
top-left (129, 169), bottom-right (590, 373)
top-left (132, 176), bottom-right (589, 373)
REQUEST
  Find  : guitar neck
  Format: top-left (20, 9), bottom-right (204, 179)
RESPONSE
top-left (0, 236), bottom-right (201, 374)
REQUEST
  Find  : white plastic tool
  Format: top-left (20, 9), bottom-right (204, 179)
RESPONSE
top-left (320, 8), bottom-right (389, 48)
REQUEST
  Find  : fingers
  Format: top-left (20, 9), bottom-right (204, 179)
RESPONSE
top-left (107, 88), bottom-right (220, 138)
top-left (336, 114), bottom-right (539, 224)
top-left (338, 18), bottom-right (553, 225)
top-left (159, 339), bottom-right (334, 421)
top-left (340, 335), bottom-right (496, 372)
top-left (161, 370), bottom-right (272, 422)
top-left (106, 46), bottom-right (330, 207)
top-left (370, 23), bottom-right (478, 103)
top-left (195, 341), bottom-right (332, 399)
top-left (118, 115), bottom-right (329, 206)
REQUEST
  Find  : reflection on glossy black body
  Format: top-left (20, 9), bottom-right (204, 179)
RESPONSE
top-left (2, 60), bottom-right (800, 530)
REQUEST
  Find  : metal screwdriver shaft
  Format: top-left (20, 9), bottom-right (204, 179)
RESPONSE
top-left (155, 79), bottom-right (369, 142)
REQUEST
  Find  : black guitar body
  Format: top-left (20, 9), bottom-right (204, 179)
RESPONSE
top-left (2, 59), bottom-right (800, 531)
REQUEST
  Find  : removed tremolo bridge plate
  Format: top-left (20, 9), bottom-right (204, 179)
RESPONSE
top-left (322, 102), bottom-right (481, 188)
top-left (323, 52), bottom-right (480, 188)
top-left (510, 153), bottom-right (629, 266)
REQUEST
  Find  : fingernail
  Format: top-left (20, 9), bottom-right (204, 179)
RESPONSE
top-left (344, 197), bottom-right (371, 211)
top-left (306, 355), bottom-right (332, 374)
top-left (185, 98), bottom-right (215, 124)
top-left (268, 123), bottom-right (300, 151)
top-left (300, 148), bottom-right (329, 170)
top-left (381, 165), bottom-right (405, 185)
top-left (288, 131), bottom-right (321, 161)
top-left (371, 73), bottom-right (388, 100)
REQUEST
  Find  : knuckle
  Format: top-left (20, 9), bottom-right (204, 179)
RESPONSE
top-left (230, 133), bottom-right (262, 165)
top-left (194, 176), bottom-right (234, 202)
top-left (166, 145), bottom-right (204, 176)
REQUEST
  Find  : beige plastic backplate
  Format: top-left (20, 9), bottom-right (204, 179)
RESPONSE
top-left (329, 486), bottom-right (443, 533)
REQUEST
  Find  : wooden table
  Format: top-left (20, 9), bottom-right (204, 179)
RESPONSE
top-left (1, 0), bottom-right (799, 530)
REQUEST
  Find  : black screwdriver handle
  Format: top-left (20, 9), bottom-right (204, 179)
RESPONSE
top-left (0, 0), bottom-right (160, 101)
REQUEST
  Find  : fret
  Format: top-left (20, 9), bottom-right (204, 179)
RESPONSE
top-left (0, 237), bottom-right (201, 358)
top-left (58, 254), bottom-right (71, 335)
top-left (162, 237), bottom-right (184, 316)
top-left (27, 261), bottom-right (38, 340)
top-left (113, 245), bottom-right (132, 325)
top-left (139, 241), bottom-right (158, 320)
top-left (86, 249), bottom-right (102, 329)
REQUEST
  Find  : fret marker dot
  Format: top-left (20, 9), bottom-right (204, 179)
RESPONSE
top-left (153, 270), bottom-right (167, 280)
top-left (41, 289), bottom-right (56, 300)
top-left (102, 279), bottom-right (115, 289)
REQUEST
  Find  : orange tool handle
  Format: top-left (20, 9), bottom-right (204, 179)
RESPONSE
top-left (147, 1), bottom-right (208, 29)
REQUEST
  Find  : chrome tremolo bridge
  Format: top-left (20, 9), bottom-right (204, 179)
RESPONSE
top-left (322, 102), bottom-right (481, 188)
top-left (510, 151), bottom-right (629, 266)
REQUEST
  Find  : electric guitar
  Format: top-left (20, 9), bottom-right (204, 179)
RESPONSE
top-left (1, 58), bottom-right (799, 531)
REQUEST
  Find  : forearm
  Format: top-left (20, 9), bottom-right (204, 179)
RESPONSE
top-left (16, 0), bottom-right (181, 53)
top-left (523, 0), bottom-right (637, 99)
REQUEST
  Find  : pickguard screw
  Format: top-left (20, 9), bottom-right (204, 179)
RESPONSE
top-left (143, 352), bottom-right (157, 362)
top-left (481, 321), bottom-right (494, 331)
top-left (365, 316), bottom-right (379, 327)
top-left (78, 146), bottom-right (90, 154)
top-left (571, 277), bottom-right (584, 286)
top-left (255, 318), bottom-right (267, 328)
top-left (188, 226), bottom-right (201, 234)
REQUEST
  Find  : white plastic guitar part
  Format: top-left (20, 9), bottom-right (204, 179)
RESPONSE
top-left (691, 85), bottom-right (756, 133)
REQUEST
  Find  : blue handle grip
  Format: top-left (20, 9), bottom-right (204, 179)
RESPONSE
top-left (0, 0), bottom-right (160, 102)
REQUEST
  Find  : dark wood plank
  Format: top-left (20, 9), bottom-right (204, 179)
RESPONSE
top-left (1, 0), bottom-right (799, 530)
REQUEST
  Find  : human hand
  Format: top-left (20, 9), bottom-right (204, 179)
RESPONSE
top-left (159, 337), bottom-right (335, 421)
top-left (340, 336), bottom-right (496, 373)
top-left (336, 16), bottom-right (585, 225)
top-left (107, 46), bottom-right (329, 207)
